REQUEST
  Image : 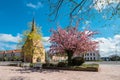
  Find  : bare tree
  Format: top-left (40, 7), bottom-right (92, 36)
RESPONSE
top-left (48, 0), bottom-right (120, 26)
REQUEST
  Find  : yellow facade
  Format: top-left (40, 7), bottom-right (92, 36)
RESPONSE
top-left (22, 19), bottom-right (45, 63)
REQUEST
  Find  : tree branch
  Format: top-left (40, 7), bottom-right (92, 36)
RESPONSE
top-left (49, 0), bottom-right (64, 21)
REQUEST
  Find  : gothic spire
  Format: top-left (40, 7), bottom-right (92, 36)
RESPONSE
top-left (31, 18), bottom-right (36, 32)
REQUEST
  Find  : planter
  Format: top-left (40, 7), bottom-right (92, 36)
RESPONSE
top-left (43, 66), bottom-right (99, 72)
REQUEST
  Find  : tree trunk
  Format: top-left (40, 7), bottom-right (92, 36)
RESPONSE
top-left (66, 50), bottom-right (73, 66)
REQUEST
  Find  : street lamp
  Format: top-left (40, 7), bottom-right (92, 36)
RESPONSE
top-left (115, 44), bottom-right (118, 63)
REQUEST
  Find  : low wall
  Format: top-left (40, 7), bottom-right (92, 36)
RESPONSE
top-left (0, 61), bottom-right (22, 66)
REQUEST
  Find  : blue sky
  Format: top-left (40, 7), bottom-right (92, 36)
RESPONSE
top-left (0, 0), bottom-right (120, 57)
top-left (0, 0), bottom-right (53, 36)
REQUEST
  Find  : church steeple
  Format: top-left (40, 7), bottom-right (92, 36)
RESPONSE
top-left (22, 18), bottom-right (45, 63)
top-left (31, 18), bottom-right (36, 32)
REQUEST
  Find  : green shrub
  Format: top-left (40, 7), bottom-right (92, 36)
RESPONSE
top-left (42, 63), bottom-right (48, 67)
top-left (3, 57), bottom-right (8, 61)
top-left (30, 63), bottom-right (34, 67)
top-left (9, 64), bottom-right (18, 66)
top-left (49, 63), bottom-right (55, 67)
top-left (0, 58), bottom-right (2, 61)
top-left (57, 62), bottom-right (67, 67)
top-left (82, 63), bottom-right (99, 68)
top-left (72, 57), bottom-right (85, 66)
top-left (12, 56), bottom-right (22, 61)
top-left (42, 63), bottom-right (56, 67)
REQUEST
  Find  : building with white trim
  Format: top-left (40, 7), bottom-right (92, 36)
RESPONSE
top-left (74, 51), bottom-right (100, 61)
top-left (84, 51), bottom-right (100, 61)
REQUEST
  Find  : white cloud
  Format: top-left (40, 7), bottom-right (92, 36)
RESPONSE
top-left (42, 37), bottom-right (49, 41)
top-left (94, 0), bottom-right (120, 11)
top-left (0, 33), bottom-right (22, 50)
top-left (95, 34), bottom-right (120, 57)
top-left (42, 37), bottom-right (51, 51)
top-left (27, 3), bottom-right (36, 8)
top-left (1, 33), bottom-right (120, 57)
top-left (0, 33), bottom-right (21, 43)
top-left (26, 2), bottom-right (43, 9)
top-left (0, 42), bottom-right (17, 51)
top-left (0, 35), bottom-right (50, 51)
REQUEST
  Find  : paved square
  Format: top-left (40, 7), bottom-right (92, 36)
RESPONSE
top-left (0, 64), bottom-right (120, 80)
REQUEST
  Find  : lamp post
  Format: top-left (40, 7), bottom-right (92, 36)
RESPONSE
top-left (115, 44), bottom-right (118, 63)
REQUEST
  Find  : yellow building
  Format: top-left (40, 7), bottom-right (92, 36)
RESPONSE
top-left (22, 19), bottom-right (45, 63)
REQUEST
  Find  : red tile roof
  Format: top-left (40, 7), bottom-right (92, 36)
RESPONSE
top-left (0, 49), bottom-right (21, 54)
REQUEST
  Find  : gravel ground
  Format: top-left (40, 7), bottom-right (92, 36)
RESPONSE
top-left (0, 64), bottom-right (120, 80)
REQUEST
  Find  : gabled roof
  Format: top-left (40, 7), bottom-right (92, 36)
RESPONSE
top-left (0, 49), bottom-right (21, 54)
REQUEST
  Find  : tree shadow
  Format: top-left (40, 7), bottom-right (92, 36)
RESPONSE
top-left (10, 76), bottom-right (30, 80)
top-left (12, 67), bottom-right (61, 74)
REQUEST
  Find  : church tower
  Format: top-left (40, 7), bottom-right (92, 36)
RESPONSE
top-left (22, 19), bottom-right (45, 63)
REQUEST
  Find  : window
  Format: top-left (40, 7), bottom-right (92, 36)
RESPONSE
top-left (90, 53), bottom-right (92, 56)
top-left (87, 54), bottom-right (89, 56)
top-left (11, 53), bottom-right (15, 56)
top-left (88, 58), bottom-right (89, 60)
top-left (90, 57), bottom-right (92, 60)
